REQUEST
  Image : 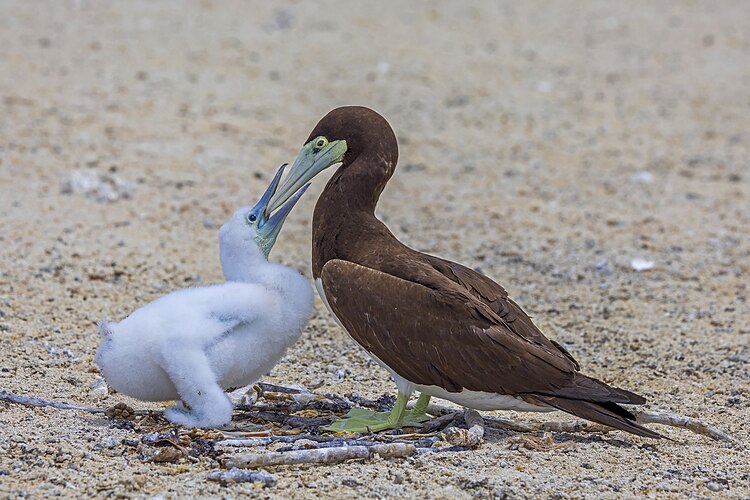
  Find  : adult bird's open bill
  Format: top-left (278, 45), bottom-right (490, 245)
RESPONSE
top-left (268, 106), bottom-right (662, 438)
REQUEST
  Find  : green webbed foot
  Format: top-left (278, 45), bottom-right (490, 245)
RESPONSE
top-left (323, 392), bottom-right (432, 433)
top-left (322, 407), bottom-right (400, 433)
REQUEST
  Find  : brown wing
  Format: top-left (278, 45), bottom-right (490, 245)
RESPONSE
top-left (424, 255), bottom-right (581, 369)
top-left (321, 259), bottom-right (632, 402)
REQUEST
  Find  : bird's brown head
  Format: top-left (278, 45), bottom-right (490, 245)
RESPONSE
top-left (267, 106), bottom-right (398, 213)
top-left (307, 106), bottom-right (398, 168)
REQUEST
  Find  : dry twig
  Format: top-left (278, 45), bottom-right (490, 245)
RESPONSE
top-left (234, 410), bottom-right (329, 429)
top-left (484, 415), bottom-right (606, 434)
top-left (0, 391), bottom-right (105, 413)
top-left (418, 411), bottom-right (461, 433)
top-left (223, 443), bottom-right (416, 468)
top-left (256, 382), bottom-right (305, 394)
top-left (635, 410), bottom-right (735, 442)
top-left (0, 391), bottom-right (163, 420)
top-left (218, 435), bottom-right (380, 448)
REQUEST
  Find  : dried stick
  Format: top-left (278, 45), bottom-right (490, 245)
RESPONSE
top-left (256, 382), bottom-right (305, 394)
top-left (220, 430), bottom-right (273, 438)
top-left (380, 431), bottom-right (441, 440)
top-left (234, 399), bottom-right (348, 415)
top-left (0, 392), bottom-right (162, 419)
top-left (1, 391), bottom-right (105, 414)
top-left (218, 435), bottom-right (380, 448)
top-left (234, 410), bottom-right (330, 428)
top-left (207, 468), bottom-right (277, 486)
top-left (483, 415), bottom-right (603, 434)
top-left (635, 410), bottom-right (735, 442)
top-left (223, 443), bottom-right (416, 469)
top-left (418, 411), bottom-right (461, 433)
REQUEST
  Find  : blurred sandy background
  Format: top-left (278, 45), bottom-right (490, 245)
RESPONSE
top-left (0, 1), bottom-right (748, 497)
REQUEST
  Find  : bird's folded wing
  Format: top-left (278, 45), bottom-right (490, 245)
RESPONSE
top-left (425, 255), bottom-right (580, 370)
top-left (208, 283), bottom-right (275, 330)
top-left (321, 259), bottom-right (585, 397)
top-left (158, 283), bottom-right (273, 348)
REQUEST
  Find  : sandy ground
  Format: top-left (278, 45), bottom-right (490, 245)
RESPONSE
top-left (1, 1), bottom-right (749, 498)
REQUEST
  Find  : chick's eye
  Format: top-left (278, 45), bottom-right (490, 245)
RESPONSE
top-left (247, 213), bottom-right (257, 223)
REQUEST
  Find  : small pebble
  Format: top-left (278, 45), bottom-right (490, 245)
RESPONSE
top-left (308, 378), bottom-right (324, 389)
top-left (94, 436), bottom-right (118, 449)
top-left (89, 379), bottom-right (109, 400)
top-left (630, 258), bottom-right (654, 271)
top-left (705, 481), bottom-right (722, 492)
top-left (151, 280), bottom-right (167, 292)
top-left (655, 480), bottom-right (673, 491)
top-left (631, 171), bottom-right (655, 184)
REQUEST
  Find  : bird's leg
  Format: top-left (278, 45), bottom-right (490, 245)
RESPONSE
top-left (403, 393), bottom-right (432, 424)
top-left (159, 345), bottom-right (232, 428)
top-left (323, 391), bottom-right (411, 433)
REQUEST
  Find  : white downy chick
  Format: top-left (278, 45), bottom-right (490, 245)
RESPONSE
top-left (95, 166), bottom-right (313, 428)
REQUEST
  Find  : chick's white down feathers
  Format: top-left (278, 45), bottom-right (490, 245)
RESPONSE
top-left (96, 206), bottom-right (313, 428)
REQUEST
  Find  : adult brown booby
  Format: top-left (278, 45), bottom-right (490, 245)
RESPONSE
top-left (267, 106), bottom-right (661, 438)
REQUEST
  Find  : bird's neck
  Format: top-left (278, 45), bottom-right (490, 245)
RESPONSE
top-left (220, 244), bottom-right (269, 283)
top-left (312, 153), bottom-right (398, 278)
top-left (325, 149), bottom-right (396, 212)
top-left (221, 243), bottom-right (309, 314)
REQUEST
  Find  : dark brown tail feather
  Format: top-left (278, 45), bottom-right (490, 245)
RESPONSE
top-left (538, 374), bottom-right (647, 405)
top-left (529, 394), bottom-right (663, 439)
top-left (610, 387), bottom-right (647, 405)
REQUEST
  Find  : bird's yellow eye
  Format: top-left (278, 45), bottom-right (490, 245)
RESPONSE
top-left (312, 136), bottom-right (328, 152)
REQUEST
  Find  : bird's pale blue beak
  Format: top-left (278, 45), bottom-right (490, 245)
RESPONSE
top-left (251, 164), bottom-right (309, 258)
top-left (267, 139), bottom-right (347, 214)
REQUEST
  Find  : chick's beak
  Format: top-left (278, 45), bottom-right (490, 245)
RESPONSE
top-left (257, 182), bottom-right (310, 256)
top-left (267, 139), bottom-right (347, 214)
top-left (255, 163), bottom-right (288, 219)
top-left (250, 163), bottom-right (307, 258)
